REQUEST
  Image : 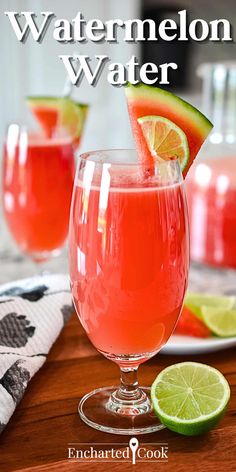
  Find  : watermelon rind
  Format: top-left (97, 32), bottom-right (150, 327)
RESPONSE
top-left (125, 83), bottom-right (213, 139)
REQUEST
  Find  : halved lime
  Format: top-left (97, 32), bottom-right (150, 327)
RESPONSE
top-left (151, 362), bottom-right (230, 436)
top-left (185, 293), bottom-right (235, 318)
top-left (137, 115), bottom-right (189, 171)
top-left (201, 306), bottom-right (236, 337)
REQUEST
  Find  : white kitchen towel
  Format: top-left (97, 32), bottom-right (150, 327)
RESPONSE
top-left (0, 273), bottom-right (74, 433)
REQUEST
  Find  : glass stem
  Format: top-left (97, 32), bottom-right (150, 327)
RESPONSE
top-left (107, 366), bottom-right (151, 415)
top-left (119, 367), bottom-right (140, 399)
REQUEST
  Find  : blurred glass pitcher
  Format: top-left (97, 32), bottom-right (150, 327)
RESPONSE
top-left (186, 62), bottom-right (236, 269)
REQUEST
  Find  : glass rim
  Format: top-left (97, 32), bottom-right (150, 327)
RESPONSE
top-left (79, 148), bottom-right (181, 168)
top-left (4, 122), bottom-right (74, 145)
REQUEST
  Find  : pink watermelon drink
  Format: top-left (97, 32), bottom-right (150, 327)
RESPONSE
top-left (3, 134), bottom-right (75, 260)
top-left (68, 85), bottom-right (212, 435)
top-left (186, 156), bottom-right (236, 268)
top-left (69, 156), bottom-right (189, 358)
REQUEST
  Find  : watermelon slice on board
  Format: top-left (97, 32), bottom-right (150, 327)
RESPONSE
top-left (174, 305), bottom-right (211, 338)
top-left (26, 96), bottom-right (89, 148)
top-left (125, 83), bottom-right (213, 176)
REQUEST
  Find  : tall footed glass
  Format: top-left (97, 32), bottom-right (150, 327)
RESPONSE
top-left (69, 150), bottom-right (189, 434)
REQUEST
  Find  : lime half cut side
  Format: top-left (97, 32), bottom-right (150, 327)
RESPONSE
top-left (185, 293), bottom-right (236, 319)
top-left (202, 307), bottom-right (236, 337)
top-left (151, 362), bottom-right (230, 436)
top-left (185, 293), bottom-right (235, 310)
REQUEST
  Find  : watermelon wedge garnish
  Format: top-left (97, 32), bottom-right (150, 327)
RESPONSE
top-left (125, 83), bottom-right (213, 176)
top-left (26, 96), bottom-right (89, 148)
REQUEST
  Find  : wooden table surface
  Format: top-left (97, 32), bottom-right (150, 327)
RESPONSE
top-left (0, 312), bottom-right (235, 472)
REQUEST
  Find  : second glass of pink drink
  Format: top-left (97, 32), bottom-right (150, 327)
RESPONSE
top-left (3, 124), bottom-right (75, 262)
top-left (69, 150), bottom-right (189, 434)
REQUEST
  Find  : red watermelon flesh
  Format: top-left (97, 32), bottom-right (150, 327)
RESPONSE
top-left (32, 107), bottom-right (59, 138)
top-left (174, 305), bottom-right (211, 338)
top-left (125, 84), bottom-right (213, 177)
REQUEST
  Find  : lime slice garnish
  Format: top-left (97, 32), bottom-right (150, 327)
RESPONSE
top-left (185, 293), bottom-right (236, 318)
top-left (58, 98), bottom-right (84, 139)
top-left (151, 362), bottom-right (230, 436)
top-left (201, 306), bottom-right (236, 337)
top-left (137, 115), bottom-right (189, 171)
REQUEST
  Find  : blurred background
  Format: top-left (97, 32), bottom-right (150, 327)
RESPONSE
top-left (1, 0), bottom-right (236, 280)
top-left (1, 0), bottom-right (236, 147)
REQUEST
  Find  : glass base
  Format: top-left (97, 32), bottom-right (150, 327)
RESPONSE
top-left (26, 248), bottom-right (62, 263)
top-left (78, 386), bottom-right (165, 435)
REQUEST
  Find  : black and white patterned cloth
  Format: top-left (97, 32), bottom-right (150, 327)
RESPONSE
top-left (0, 274), bottom-right (73, 433)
